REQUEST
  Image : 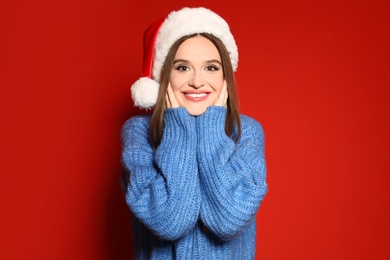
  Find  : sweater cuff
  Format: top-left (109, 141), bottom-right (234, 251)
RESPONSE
top-left (196, 106), bottom-right (228, 143)
top-left (163, 107), bottom-right (196, 140)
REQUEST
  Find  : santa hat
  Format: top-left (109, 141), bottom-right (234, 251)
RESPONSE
top-left (131, 7), bottom-right (238, 109)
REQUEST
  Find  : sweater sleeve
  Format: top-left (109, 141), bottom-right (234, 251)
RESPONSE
top-left (121, 108), bottom-right (200, 240)
top-left (196, 106), bottom-right (267, 241)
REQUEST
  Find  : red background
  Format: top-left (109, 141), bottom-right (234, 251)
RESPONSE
top-left (1, 0), bottom-right (389, 259)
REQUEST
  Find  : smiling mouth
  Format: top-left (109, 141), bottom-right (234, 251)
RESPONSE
top-left (186, 93), bottom-right (207, 98)
top-left (183, 92), bottom-right (210, 102)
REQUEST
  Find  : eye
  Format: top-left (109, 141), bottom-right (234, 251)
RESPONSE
top-left (205, 65), bottom-right (220, 71)
top-left (175, 65), bottom-right (190, 71)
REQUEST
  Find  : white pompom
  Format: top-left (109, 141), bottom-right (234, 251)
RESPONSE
top-left (131, 77), bottom-right (159, 109)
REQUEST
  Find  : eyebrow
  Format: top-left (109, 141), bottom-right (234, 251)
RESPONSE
top-left (173, 59), bottom-right (222, 65)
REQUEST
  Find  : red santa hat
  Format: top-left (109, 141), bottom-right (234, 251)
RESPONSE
top-left (131, 7), bottom-right (238, 109)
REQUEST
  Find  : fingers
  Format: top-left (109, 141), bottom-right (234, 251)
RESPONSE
top-left (222, 80), bottom-right (228, 108)
top-left (166, 83), bottom-right (180, 108)
top-left (165, 91), bottom-right (171, 108)
top-left (215, 80), bottom-right (228, 107)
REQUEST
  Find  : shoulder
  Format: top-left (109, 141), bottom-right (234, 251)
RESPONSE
top-left (122, 113), bottom-right (151, 130)
top-left (121, 113), bottom-right (152, 140)
top-left (239, 114), bottom-right (265, 140)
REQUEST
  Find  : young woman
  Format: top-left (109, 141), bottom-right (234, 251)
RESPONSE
top-left (121, 7), bottom-right (268, 259)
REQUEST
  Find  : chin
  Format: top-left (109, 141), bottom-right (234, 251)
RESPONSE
top-left (186, 106), bottom-right (208, 116)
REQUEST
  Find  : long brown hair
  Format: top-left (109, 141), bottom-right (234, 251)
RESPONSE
top-left (149, 33), bottom-right (241, 148)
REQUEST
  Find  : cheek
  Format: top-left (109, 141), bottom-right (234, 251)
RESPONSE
top-left (208, 78), bottom-right (224, 92)
top-left (169, 78), bottom-right (186, 101)
top-left (205, 72), bottom-right (224, 87)
top-left (169, 74), bottom-right (186, 91)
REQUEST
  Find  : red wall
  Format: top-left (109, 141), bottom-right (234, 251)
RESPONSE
top-left (1, 0), bottom-right (389, 259)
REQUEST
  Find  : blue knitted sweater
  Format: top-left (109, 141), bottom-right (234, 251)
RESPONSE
top-left (121, 106), bottom-right (267, 259)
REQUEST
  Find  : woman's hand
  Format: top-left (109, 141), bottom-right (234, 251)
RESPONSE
top-left (165, 83), bottom-right (180, 108)
top-left (214, 80), bottom-right (228, 108)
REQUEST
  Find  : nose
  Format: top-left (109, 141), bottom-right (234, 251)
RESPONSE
top-left (188, 71), bottom-right (204, 89)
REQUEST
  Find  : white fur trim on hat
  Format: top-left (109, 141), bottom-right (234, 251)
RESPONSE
top-left (152, 7), bottom-right (238, 81)
top-left (131, 77), bottom-right (159, 108)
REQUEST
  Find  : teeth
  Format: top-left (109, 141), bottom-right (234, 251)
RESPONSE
top-left (186, 93), bottom-right (207, 98)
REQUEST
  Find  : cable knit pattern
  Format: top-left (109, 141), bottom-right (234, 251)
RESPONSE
top-left (121, 106), bottom-right (267, 259)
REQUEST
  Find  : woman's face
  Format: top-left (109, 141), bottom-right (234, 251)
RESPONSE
top-left (170, 36), bottom-right (224, 116)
